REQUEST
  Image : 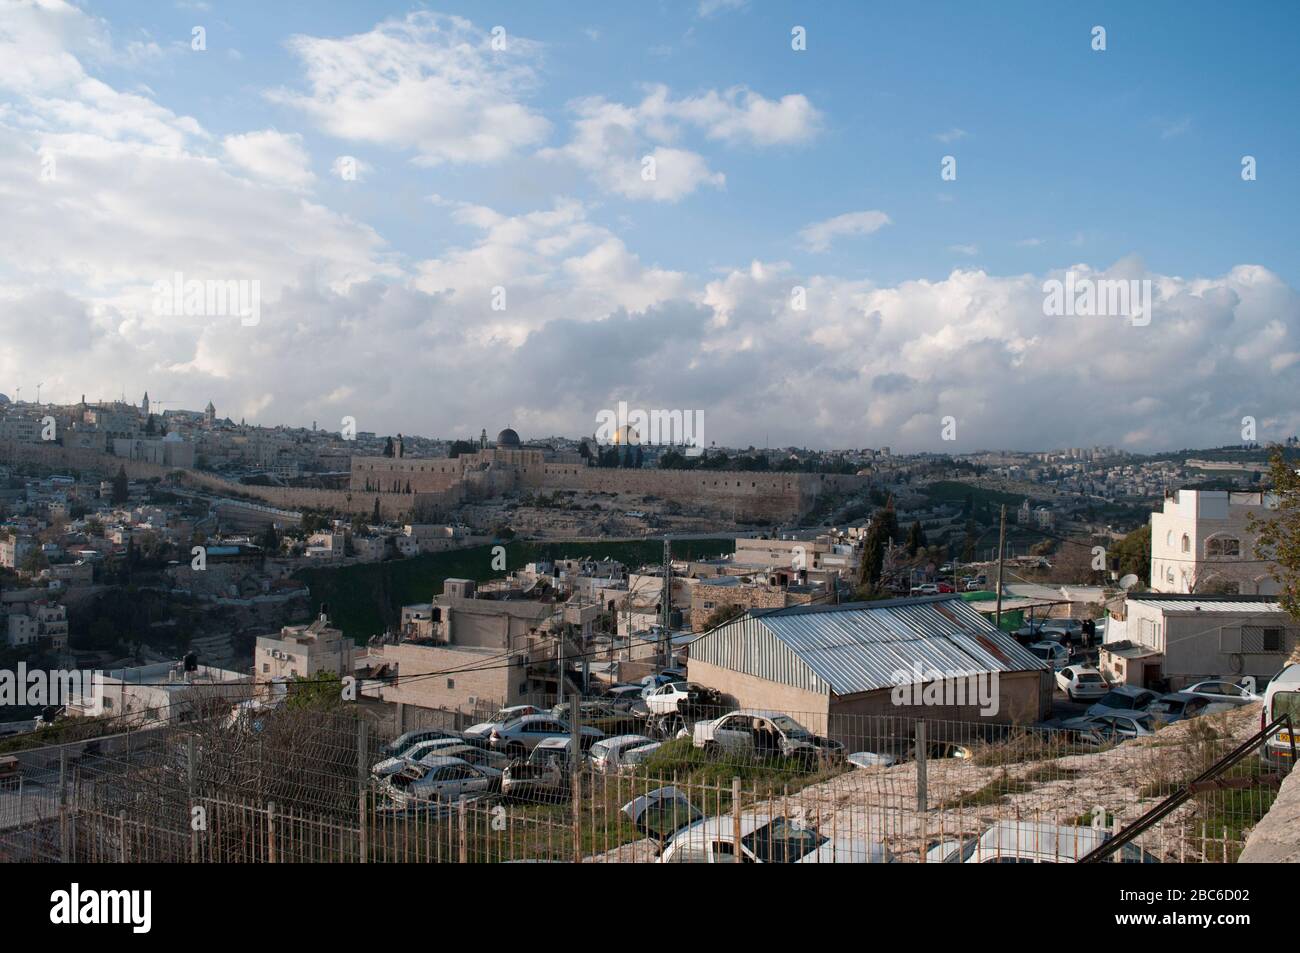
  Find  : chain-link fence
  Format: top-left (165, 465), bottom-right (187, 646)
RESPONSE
top-left (0, 697), bottom-right (1281, 863)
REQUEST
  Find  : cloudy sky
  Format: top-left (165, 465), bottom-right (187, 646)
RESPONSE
top-left (1, 0), bottom-right (1298, 453)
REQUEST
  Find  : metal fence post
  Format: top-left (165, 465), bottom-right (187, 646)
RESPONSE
top-left (458, 796), bottom-right (468, 863)
top-left (357, 718), bottom-right (368, 863)
top-left (118, 810), bottom-right (128, 863)
top-left (267, 801), bottom-right (277, 863)
top-left (187, 735), bottom-right (198, 863)
top-left (732, 777), bottom-right (742, 853)
top-left (915, 719), bottom-right (928, 813)
top-left (58, 748), bottom-right (69, 863)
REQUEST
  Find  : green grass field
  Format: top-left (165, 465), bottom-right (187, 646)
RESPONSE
top-left (295, 538), bottom-right (735, 641)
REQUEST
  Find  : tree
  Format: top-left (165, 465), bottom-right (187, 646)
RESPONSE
top-left (906, 519), bottom-right (927, 556)
top-left (1107, 524), bottom-right (1151, 587)
top-left (260, 525), bottom-right (280, 554)
top-left (111, 466), bottom-right (129, 504)
top-left (1249, 448), bottom-right (1300, 619)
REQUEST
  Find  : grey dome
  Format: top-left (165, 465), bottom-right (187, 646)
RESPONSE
top-left (496, 428), bottom-right (521, 447)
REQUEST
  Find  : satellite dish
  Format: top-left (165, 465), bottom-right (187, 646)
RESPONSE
top-left (1118, 574), bottom-right (1139, 590)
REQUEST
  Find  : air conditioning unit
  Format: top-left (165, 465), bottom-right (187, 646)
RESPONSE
top-left (467, 695), bottom-right (478, 706)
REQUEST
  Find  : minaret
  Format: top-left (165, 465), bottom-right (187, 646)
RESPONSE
top-left (141, 391), bottom-right (150, 417)
top-left (204, 400), bottom-right (216, 428)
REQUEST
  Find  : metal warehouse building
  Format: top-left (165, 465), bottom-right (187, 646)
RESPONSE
top-left (686, 595), bottom-right (1051, 734)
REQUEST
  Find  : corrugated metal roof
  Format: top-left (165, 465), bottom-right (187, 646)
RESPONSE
top-left (1127, 598), bottom-right (1285, 614)
top-left (690, 596), bottom-right (1047, 697)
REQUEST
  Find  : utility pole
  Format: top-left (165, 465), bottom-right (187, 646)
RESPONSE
top-left (994, 505), bottom-right (1007, 628)
top-left (661, 536), bottom-right (671, 667)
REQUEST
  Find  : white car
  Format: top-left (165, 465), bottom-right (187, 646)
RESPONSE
top-left (693, 710), bottom-right (844, 768)
top-left (383, 756), bottom-right (498, 809)
top-left (488, 714), bottom-right (602, 759)
top-left (623, 787), bottom-right (890, 863)
top-left (587, 735), bottom-right (659, 775)
top-left (463, 705), bottom-right (544, 739)
top-left (619, 740), bottom-right (664, 770)
top-left (926, 820), bottom-right (1158, 863)
top-left (371, 737), bottom-right (474, 777)
top-left (1055, 666), bottom-right (1109, 701)
top-left (910, 583), bottom-right (939, 596)
top-left (1184, 679), bottom-right (1263, 707)
top-left (1028, 641), bottom-right (1070, 671)
top-left (1261, 663), bottom-right (1300, 768)
top-left (644, 682), bottom-right (711, 716)
top-left (1086, 686), bottom-right (1160, 720)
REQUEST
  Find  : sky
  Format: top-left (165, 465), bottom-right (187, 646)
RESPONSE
top-left (1, 0), bottom-right (1297, 453)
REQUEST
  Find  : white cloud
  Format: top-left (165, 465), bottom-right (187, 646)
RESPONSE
top-left (949, 243), bottom-right (979, 256)
top-left (798, 210), bottom-right (892, 253)
top-left (543, 84), bottom-right (819, 201)
top-left (934, 127), bottom-right (968, 144)
top-left (222, 130), bottom-right (315, 189)
top-left (269, 12), bottom-right (549, 165)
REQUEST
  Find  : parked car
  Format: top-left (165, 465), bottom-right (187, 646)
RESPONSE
top-left (847, 751), bottom-right (899, 769)
top-left (963, 580), bottom-right (984, 592)
top-left (926, 820), bottom-right (1159, 863)
top-left (638, 672), bottom-right (687, 697)
top-left (910, 583), bottom-right (939, 596)
top-left (501, 737), bottom-right (574, 801)
top-left (1147, 691), bottom-right (1232, 725)
top-left (587, 734), bottom-right (659, 775)
top-left (693, 710), bottom-right (844, 769)
top-left (1028, 641), bottom-right (1070, 671)
top-left (935, 582), bottom-right (955, 594)
top-left (463, 705), bottom-right (545, 739)
top-left (1261, 662), bottom-right (1300, 769)
top-left (372, 736), bottom-right (478, 777)
top-left (489, 714), bottom-right (603, 759)
top-left (602, 684), bottom-right (649, 708)
top-left (384, 756), bottom-right (499, 810)
top-left (549, 700), bottom-right (642, 735)
top-left (1086, 686), bottom-right (1159, 720)
top-left (1184, 679), bottom-right (1264, 707)
top-left (427, 743), bottom-right (511, 773)
top-left (378, 727), bottom-right (460, 759)
top-left (1056, 666), bottom-right (1109, 701)
top-left (643, 682), bottom-right (723, 717)
top-left (623, 786), bottom-right (890, 863)
top-left (619, 740), bottom-right (665, 770)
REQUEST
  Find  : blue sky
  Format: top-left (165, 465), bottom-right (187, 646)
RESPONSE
top-left (1, 1), bottom-right (1297, 451)
top-left (90, 0), bottom-right (1298, 286)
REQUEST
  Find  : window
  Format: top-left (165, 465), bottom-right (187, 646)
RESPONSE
top-left (1181, 534), bottom-right (1191, 553)
top-left (446, 678), bottom-right (455, 689)
top-left (1206, 537), bottom-right (1241, 558)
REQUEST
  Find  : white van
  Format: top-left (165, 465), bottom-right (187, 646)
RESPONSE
top-left (1261, 663), bottom-right (1300, 770)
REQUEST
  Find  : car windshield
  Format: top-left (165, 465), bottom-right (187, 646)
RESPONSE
top-left (741, 818), bottom-right (828, 863)
top-left (1272, 691), bottom-right (1300, 723)
top-left (1097, 691), bottom-right (1134, 709)
top-left (1150, 699), bottom-right (1183, 715)
top-left (1078, 673), bottom-right (1104, 683)
top-left (769, 715), bottom-right (811, 739)
top-left (639, 797), bottom-right (703, 840)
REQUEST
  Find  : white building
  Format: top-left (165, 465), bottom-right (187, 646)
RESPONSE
top-left (255, 609), bottom-right (355, 684)
top-left (1150, 490), bottom-right (1279, 595)
top-left (68, 661), bottom-right (251, 725)
top-left (1102, 594), bottom-right (1296, 690)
